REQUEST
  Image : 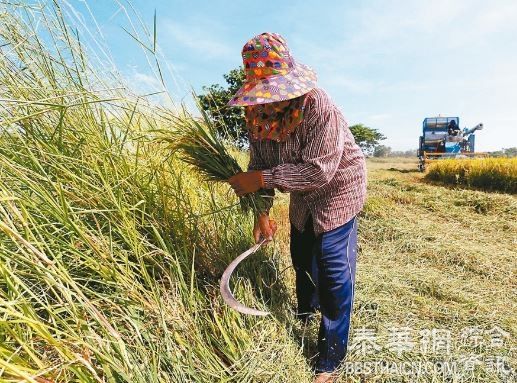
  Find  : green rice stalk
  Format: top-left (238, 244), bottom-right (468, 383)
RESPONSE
top-left (158, 106), bottom-right (271, 214)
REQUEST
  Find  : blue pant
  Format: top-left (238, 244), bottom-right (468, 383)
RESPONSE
top-left (290, 216), bottom-right (358, 373)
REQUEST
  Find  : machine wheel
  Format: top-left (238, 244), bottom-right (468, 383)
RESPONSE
top-left (418, 160), bottom-right (425, 172)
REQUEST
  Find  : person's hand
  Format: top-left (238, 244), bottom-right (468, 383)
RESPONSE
top-left (253, 213), bottom-right (277, 244)
top-left (228, 170), bottom-right (264, 196)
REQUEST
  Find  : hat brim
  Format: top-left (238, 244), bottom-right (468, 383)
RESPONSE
top-left (227, 62), bottom-right (317, 106)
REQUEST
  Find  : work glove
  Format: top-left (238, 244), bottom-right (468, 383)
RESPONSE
top-left (228, 170), bottom-right (264, 196)
top-left (253, 213), bottom-right (277, 244)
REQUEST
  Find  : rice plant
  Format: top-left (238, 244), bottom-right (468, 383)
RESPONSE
top-left (425, 157), bottom-right (517, 193)
top-left (0, 2), bottom-right (300, 382)
top-left (156, 108), bottom-right (271, 214)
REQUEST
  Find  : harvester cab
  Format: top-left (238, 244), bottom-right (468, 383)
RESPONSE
top-left (417, 116), bottom-right (485, 171)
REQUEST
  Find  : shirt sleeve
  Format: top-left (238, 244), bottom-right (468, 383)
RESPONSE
top-left (261, 106), bottom-right (345, 192)
top-left (248, 136), bottom-right (275, 213)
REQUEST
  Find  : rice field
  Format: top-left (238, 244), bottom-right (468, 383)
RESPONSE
top-left (425, 158), bottom-right (517, 194)
top-left (0, 2), bottom-right (515, 383)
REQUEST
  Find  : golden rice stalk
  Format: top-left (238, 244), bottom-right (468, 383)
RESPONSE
top-left (425, 157), bottom-right (517, 193)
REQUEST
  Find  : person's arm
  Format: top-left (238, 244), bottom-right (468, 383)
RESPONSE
top-left (261, 107), bottom-right (345, 192)
top-left (247, 138), bottom-right (276, 243)
top-left (247, 138), bottom-right (275, 213)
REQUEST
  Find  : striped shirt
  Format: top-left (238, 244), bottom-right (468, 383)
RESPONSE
top-left (248, 88), bottom-right (367, 235)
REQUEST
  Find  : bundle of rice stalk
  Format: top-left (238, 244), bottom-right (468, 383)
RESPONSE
top-left (163, 108), bottom-right (270, 214)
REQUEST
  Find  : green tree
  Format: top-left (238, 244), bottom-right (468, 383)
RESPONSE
top-left (349, 124), bottom-right (386, 155)
top-left (391, 149), bottom-right (417, 157)
top-left (373, 145), bottom-right (392, 157)
top-left (502, 147), bottom-right (517, 157)
top-left (490, 147), bottom-right (517, 157)
top-left (198, 68), bottom-right (247, 147)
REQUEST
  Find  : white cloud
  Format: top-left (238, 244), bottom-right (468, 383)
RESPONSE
top-left (164, 20), bottom-right (232, 58)
top-left (330, 74), bottom-right (377, 94)
top-left (131, 71), bottom-right (163, 92)
top-left (344, 0), bottom-right (517, 50)
top-left (367, 113), bottom-right (392, 122)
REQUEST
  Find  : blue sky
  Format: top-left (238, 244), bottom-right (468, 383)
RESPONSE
top-left (68, 0), bottom-right (517, 151)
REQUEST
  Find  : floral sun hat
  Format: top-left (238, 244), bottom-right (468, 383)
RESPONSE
top-left (228, 32), bottom-right (317, 106)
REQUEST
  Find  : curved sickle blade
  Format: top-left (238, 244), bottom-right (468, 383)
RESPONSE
top-left (219, 240), bottom-right (270, 316)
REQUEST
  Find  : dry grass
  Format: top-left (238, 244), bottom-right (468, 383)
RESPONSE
top-left (425, 157), bottom-right (517, 194)
top-left (308, 157), bottom-right (516, 381)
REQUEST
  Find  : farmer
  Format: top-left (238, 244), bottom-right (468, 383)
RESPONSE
top-left (227, 33), bottom-right (367, 383)
top-left (448, 119), bottom-right (460, 136)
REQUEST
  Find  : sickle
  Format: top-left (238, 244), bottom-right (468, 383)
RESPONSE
top-left (219, 239), bottom-right (270, 316)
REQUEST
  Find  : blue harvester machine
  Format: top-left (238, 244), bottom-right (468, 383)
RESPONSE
top-left (417, 116), bottom-right (485, 171)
